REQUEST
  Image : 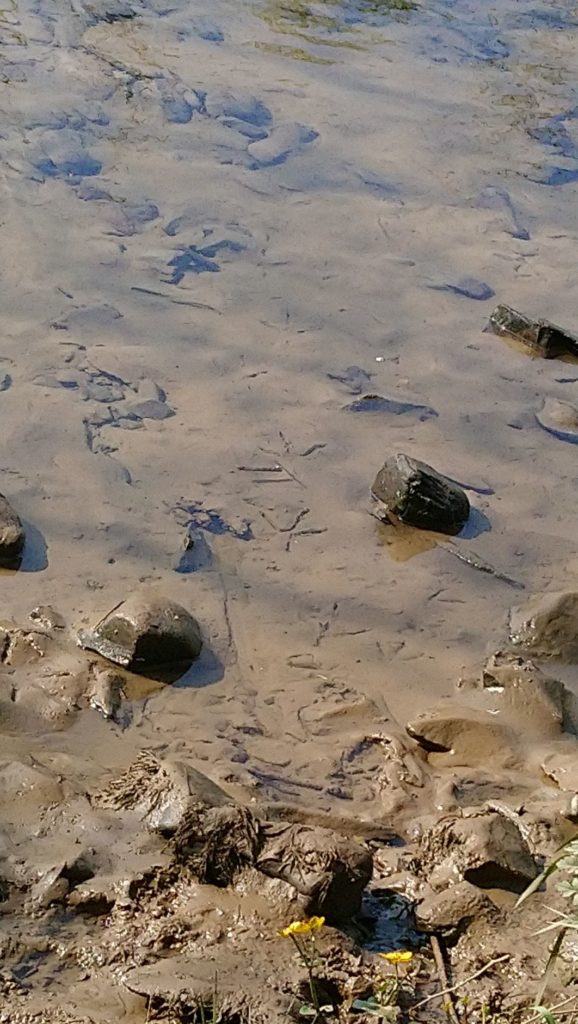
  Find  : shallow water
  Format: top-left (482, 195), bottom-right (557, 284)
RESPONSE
top-left (2, 0), bottom-right (578, 904)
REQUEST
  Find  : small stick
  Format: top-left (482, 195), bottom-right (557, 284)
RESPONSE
top-left (441, 542), bottom-right (525, 590)
top-left (251, 478), bottom-right (293, 484)
top-left (369, 507), bottom-right (524, 589)
top-left (278, 461), bottom-right (306, 489)
top-left (429, 935), bottom-right (460, 1024)
top-left (279, 509), bottom-right (310, 533)
top-left (300, 443), bottom-right (327, 457)
top-left (413, 953), bottom-right (510, 1011)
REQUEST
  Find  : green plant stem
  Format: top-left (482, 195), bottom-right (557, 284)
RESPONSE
top-left (536, 929), bottom-right (568, 1006)
top-left (290, 934), bottom-right (320, 1012)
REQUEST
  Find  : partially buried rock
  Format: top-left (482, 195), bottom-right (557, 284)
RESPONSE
top-left (345, 394), bottom-right (437, 421)
top-left (0, 493), bottom-right (25, 568)
top-left (119, 398), bottom-right (174, 421)
top-left (417, 810), bottom-right (538, 893)
top-left (509, 590), bottom-right (578, 661)
top-left (371, 454), bottom-right (470, 536)
top-left (415, 880), bottom-right (498, 936)
top-left (431, 277), bottom-right (495, 301)
top-left (488, 304), bottom-right (578, 359)
top-left (78, 591), bottom-right (202, 678)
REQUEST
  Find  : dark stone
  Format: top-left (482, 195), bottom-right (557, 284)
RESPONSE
top-left (78, 591), bottom-right (202, 678)
top-left (488, 304), bottom-right (578, 358)
top-left (371, 454), bottom-right (470, 536)
top-left (0, 494), bottom-right (25, 568)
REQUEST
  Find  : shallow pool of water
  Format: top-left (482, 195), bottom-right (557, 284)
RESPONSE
top-left (2, 0), bottom-right (578, 831)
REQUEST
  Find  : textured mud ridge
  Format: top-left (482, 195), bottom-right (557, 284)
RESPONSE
top-left (3, 0), bottom-right (578, 1019)
top-left (0, 597), bottom-right (577, 1022)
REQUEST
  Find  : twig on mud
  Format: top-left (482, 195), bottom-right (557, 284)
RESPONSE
top-left (277, 461), bottom-right (305, 488)
top-left (368, 508), bottom-right (524, 589)
top-left (78, 43), bottom-right (160, 80)
top-left (439, 541), bottom-right (525, 590)
top-left (412, 953), bottom-right (510, 1012)
top-left (429, 935), bottom-right (460, 1024)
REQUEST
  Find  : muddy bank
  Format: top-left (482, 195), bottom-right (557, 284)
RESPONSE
top-left (0, 589), bottom-right (576, 1021)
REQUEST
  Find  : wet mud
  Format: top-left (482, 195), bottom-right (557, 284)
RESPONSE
top-left (2, 0), bottom-right (578, 1020)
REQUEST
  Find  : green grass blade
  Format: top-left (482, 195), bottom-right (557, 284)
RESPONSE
top-left (517, 836), bottom-right (578, 908)
top-left (536, 929), bottom-right (567, 1005)
top-left (533, 1006), bottom-right (558, 1024)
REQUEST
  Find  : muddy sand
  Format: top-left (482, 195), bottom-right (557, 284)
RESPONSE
top-left (1, 0), bottom-right (578, 1020)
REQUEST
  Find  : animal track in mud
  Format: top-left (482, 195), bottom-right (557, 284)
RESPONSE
top-left (33, 348), bottom-right (175, 486)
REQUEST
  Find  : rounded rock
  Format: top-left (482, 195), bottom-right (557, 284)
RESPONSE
top-left (78, 591), bottom-right (202, 678)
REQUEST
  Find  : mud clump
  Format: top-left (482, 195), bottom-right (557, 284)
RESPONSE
top-left (509, 590), bottom-right (578, 661)
top-left (481, 651), bottom-right (578, 738)
top-left (87, 666), bottom-right (126, 720)
top-left (541, 748), bottom-right (578, 820)
top-left (174, 804), bottom-right (261, 886)
top-left (0, 493), bottom-right (25, 568)
top-left (371, 454), bottom-right (470, 536)
top-left (97, 752), bottom-right (373, 922)
top-left (78, 590), bottom-right (203, 678)
top-left (257, 820), bottom-right (373, 922)
top-left (415, 880), bottom-right (498, 937)
top-left (415, 810), bottom-right (539, 894)
top-left (94, 749), bottom-right (232, 831)
top-left (28, 605), bottom-right (65, 631)
top-left (406, 704), bottom-right (519, 767)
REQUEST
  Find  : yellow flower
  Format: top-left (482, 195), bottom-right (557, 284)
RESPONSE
top-left (379, 951), bottom-right (414, 964)
top-left (278, 916), bottom-right (325, 938)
